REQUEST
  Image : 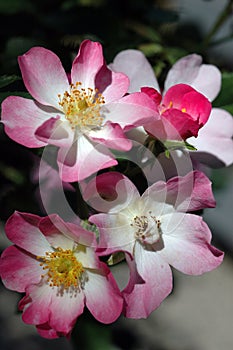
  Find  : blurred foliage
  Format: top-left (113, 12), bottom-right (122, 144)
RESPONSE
top-left (213, 72), bottom-right (233, 114)
top-left (0, 0), bottom-right (233, 221)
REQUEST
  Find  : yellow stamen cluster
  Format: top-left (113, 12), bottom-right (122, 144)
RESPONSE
top-left (58, 82), bottom-right (105, 129)
top-left (37, 247), bottom-right (84, 290)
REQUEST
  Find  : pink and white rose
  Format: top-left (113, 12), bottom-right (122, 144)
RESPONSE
top-left (1, 40), bottom-right (158, 182)
top-left (141, 84), bottom-right (211, 140)
top-left (89, 171), bottom-right (224, 318)
top-left (110, 50), bottom-right (233, 167)
top-left (0, 211), bottom-right (123, 338)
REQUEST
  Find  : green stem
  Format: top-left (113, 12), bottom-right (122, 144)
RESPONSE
top-left (200, 0), bottom-right (233, 51)
top-left (209, 33), bottom-right (233, 47)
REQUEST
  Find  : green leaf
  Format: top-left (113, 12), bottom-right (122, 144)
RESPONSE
top-left (81, 220), bottom-right (99, 238)
top-left (218, 104), bottom-right (233, 114)
top-left (0, 0), bottom-right (34, 14)
top-left (153, 61), bottom-right (166, 78)
top-left (165, 46), bottom-right (189, 65)
top-left (0, 75), bottom-right (21, 89)
top-left (0, 162), bottom-right (25, 185)
top-left (162, 140), bottom-right (197, 159)
top-left (165, 149), bottom-right (170, 158)
top-left (138, 43), bottom-right (163, 57)
top-left (184, 140), bottom-right (197, 151)
top-left (4, 37), bottom-right (41, 59)
top-left (126, 21), bottom-right (161, 42)
top-left (163, 140), bottom-right (197, 152)
top-left (213, 72), bottom-right (233, 108)
top-left (107, 252), bottom-right (125, 266)
top-left (62, 0), bottom-right (106, 9)
top-left (72, 312), bottom-right (113, 350)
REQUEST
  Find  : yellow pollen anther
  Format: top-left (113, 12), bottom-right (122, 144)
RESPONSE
top-left (168, 101), bottom-right (173, 109)
top-left (181, 107), bottom-right (187, 113)
top-left (160, 100), bottom-right (173, 114)
top-left (37, 247), bottom-right (84, 290)
top-left (58, 82), bottom-right (105, 129)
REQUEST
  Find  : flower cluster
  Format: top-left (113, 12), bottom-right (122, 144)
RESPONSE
top-left (0, 39), bottom-right (232, 339)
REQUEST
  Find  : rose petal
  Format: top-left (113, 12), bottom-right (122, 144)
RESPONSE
top-left (18, 47), bottom-right (69, 108)
top-left (21, 283), bottom-right (53, 325)
top-left (164, 54), bottom-right (202, 92)
top-left (95, 64), bottom-right (129, 103)
top-left (164, 54), bottom-right (221, 101)
top-left (0, 246), bottom-right (42, 292)
top-left (90, 213), bottom-right (135, 255)
top-left (88, 121), bottom-right (132, 151)
top-left (110, 49), bottom-right (160, 93)
top-left (1, 96), bottom-right (54, 148)
top-left (36, 323), bottom-right (61, 339)
top-left (57, 135), bottom-right (117, 182)
top-left (35, 116), bottom-right (73, 148)
top-left (145, 171), bottom-right (216, 212)
top-left (163, 84), bottom-right (211, 127)
top-left (49, 288), bottom-right (85, 333)
top-left (39, 214), bottom-right (95, 248)
top-left (5, 211), bottom-right (52, 256)
top-left (105, 92), bottom-right (158, 130)
top-left (83, 171), bottom-right (140, 214)
top-left (85, 263), bottom-right (123, 323)
top-left (123, 245), bottom-right (172, 318)
top-left (159, 212), bottom-right (224, 274)
top-left (191, 64), bottom-right (221, 101)
top-left (188, 108), bottom-right (233, 167)
top-left (71, 40), bottom-right (104, 89)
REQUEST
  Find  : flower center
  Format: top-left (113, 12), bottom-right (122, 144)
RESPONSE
top-left (159, 100), bottom-right (173, 115)
top-left (131, 212), bottom-right (161, 244)
top-left (58, 82), bottom-right (105, 129)
top-left (160, 100), bottom-right (187, 114)
top-left (37, 247), bottom-right (85, 290)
